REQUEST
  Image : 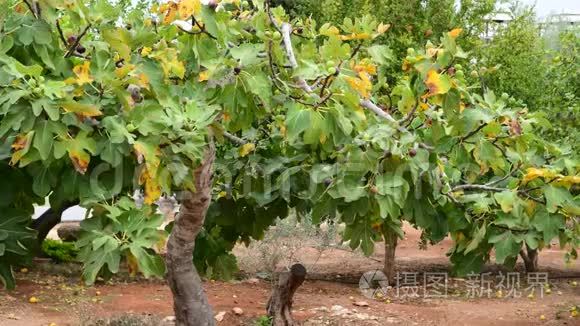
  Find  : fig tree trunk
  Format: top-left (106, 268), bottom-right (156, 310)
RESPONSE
top-left (31, 200), bottom-right (77, 245)
top-left (382, 228), bottom-right (398, 285)
top-left (519, 245), bottom-right (538, 273)
top-left (166, 143), bottom-right (216, 326)
top-left (267, 263), bottom-right (307, 326)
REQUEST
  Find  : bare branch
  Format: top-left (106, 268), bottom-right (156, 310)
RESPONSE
top-left (223, 131), bottom-right (247, 145)
top-left (280, 23), bottom-right (314, 94)
top-left (450, 182), bottom-right (546, 205)
top-left (452, 184), bottom-right (506, 192)
top-left (56, 19), bottom-right (67, 47)
top-left (22, 0), bottom-right (37, 18)
top-left (359, 99), bottom-right (403, 128)
top-left (485, 163), bottom-right (521, 187)
top-left (399, 103), bottom-right (418, 127)
top-left (461, 123), bottom-right (487, 142)
top-left (265, 0), bottom-right (281, 32)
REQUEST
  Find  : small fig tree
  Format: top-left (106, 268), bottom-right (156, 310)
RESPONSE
top-left (0, 1), bottom-right (578, 325)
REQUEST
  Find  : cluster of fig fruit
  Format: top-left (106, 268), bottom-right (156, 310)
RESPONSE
top-left (67, 35), bottom-right (85, 54)
top-left (324, 60), bottom-right (338, 75)
top-left (127, 84), bottom-right (143, 103)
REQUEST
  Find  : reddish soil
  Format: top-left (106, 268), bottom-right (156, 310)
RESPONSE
top-left (1, 225), bottom-right (578, 326)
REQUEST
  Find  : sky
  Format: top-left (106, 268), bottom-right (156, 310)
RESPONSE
top-left (519, 0), bottom-right (580, 17)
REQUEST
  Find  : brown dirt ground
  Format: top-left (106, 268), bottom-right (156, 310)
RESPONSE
top-left (1, 225), bottom-right (579, 326)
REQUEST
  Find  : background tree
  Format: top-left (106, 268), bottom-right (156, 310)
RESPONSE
top-left (477, 7), bottom-right (548, 110)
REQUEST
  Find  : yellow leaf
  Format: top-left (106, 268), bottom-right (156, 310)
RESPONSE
top-left (198, 70), bottom-right (209, 82)
top-left (61, 102), bottom-right (102, 118)
top-left (352, 60), bottom-right (377, 75)
top-left (11, 133), bottom-right (29, 150)
top-left (137, 73), bottom-right (150, 89)
top-left (425, 69), bottom-right (451, 96)
top-left (126, 252), bottom-right (139, 277)
top-left (160, 2), bottom-right (179, 24)
top-left (218, 191), bottom-right (227, 198)
top-left (10, 132), bottom-right (33, 166)
top-left (140, 168), bottom-right (162, 204)
top-left (239, 143), bottom-right (255, 157)
top-left (320, 24), bottom-right (340, 36)
top-left (449, 28), bottom-right (462, 38)
top-left (69, 149), bottom-right (90, 174)
top-left (178, 0), bottom-right (201, 18)
top-left (114, 63), bottom-right (136, 79)
top-left (419, 102), bottom-right (429, 111)
top-left (402, 59), bottom-right (411, 72)
top-left (345, 71), bottom-right (372, 99)
top-left (524, 199), bottom-right (537, 216)
top-left (134, 142), bottom-right (161, 173)
top-left (553, 175), bottom-right (580, 188)
top-left (64, 77), bottom-right (76, 85)
top-left (522, 167), bottom-right (557, 183)
top-left (427, 48), bottom-right (445, 59)
top-left (340, 32), bottom-right (371, 41)
top-left (377, 23), bottom-right (390, 34)
top-left (141, 46), bottom-right (152, 57)
top-left (72, 62), bottom-right (93, 85)
top-left (152, 48), bottom-right (185, 79)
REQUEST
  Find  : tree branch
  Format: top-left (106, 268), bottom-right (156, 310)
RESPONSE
top-left (56, 19), bottom-right (67, 47)
top-left (460, 123), bottom-right (487, 143)
top-left (280, 23), bottom-right (314, 94)
top-left (452, 184), bottom-right (505, 192)
top-left (222, 131), bottom-right (247, 145)
top-left (398, 103), bottom-right (418, 127)
top-left (64, 24), bottom-right (91, 58)
top-left (485, 163), bottom-right (521, 187)
top-left (22, 0), bottom-right (37, 18)
top-left (359, 99), bottom-right (404, 129)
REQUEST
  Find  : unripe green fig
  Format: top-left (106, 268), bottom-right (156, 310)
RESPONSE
top-left (327, 67), bottom-right (337, 75)
top-left (455, 70), bottom-right (464, 78)
top-left (273, 31), bottom-right (281, 40)
top-left (470, 70), bottom-right (478, 78)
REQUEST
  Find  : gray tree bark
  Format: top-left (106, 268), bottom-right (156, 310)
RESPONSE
top-left (267, 263), bottom-right (307, 326)
top-left (382, 228), bottom-right (398, 285)
top-left (166, 143), bottom-right (216, 326)
top-left (519, 244), bottom-right (539, 273)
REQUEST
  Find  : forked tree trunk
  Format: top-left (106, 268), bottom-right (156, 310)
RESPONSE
top-left (166, 143), bottom-right (216, 326)
top-left (382, 228), bottom-right (398, 285)
top-left (519, 245), bottom-right (538, 273)
top-left (267, 263), bottom-right (307, 326)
